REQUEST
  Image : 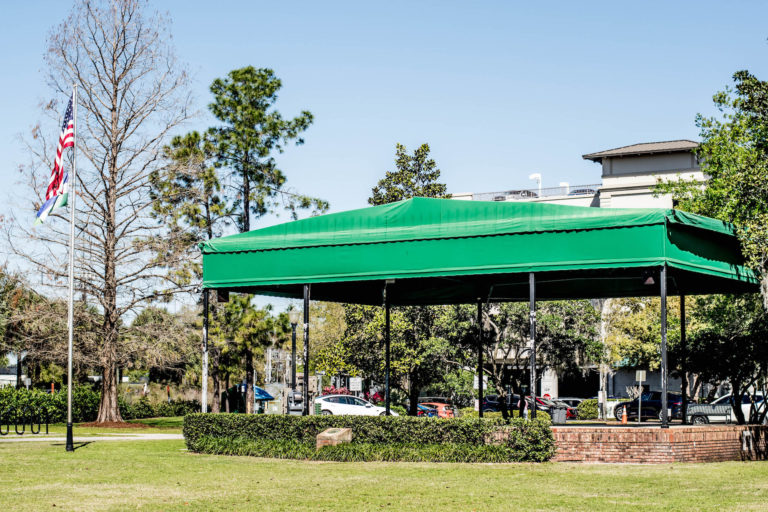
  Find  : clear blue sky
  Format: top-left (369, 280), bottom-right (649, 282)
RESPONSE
top-left (3, 1), bottom-right (768, 225)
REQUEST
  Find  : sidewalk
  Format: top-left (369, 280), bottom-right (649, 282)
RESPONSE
top-left (0, 433), bottom-right (183, 443)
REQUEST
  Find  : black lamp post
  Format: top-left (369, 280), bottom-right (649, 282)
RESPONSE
top-left (288, 308), bottom-right (301, 392)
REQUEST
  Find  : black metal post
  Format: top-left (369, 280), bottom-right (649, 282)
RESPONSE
top-left (384, 286), bottom-right (391, 416)
top-left (202, 289), bottom-right (209, 413)
top-left (303, 284), bottom-right (310, 415)
top-left (291, 323), bottom-right (297, 392)
top-left (680, 294), bottom-right (687, 424)
top-left (529, 272), bottom-right (537, 420)
top-left (660, 265), bottom-right (669, 428)
top-left (477, 299), bottom-right (484, 418)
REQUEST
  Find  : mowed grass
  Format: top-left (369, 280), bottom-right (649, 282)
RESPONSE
top-left (1, 439), bottom-right (767, 512)
top-left (33, 416), bottom-right (185, 436)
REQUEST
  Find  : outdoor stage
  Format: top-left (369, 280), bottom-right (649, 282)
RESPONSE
top-left (552, 424), bottom-right (768, 463)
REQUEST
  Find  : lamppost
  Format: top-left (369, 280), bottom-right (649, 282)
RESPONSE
top-left (529, 173), bottom-right (542, 197)
top-left (288, 308), bottom-right (301, 392)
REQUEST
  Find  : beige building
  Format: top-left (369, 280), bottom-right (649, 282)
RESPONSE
top-left (454, 139), bottom-right (702, 209)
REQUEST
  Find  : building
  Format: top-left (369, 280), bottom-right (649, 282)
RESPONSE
top-left (454, 140), bottom-right (703, 399)
top-left (454, 139), bottom-right (702, 210)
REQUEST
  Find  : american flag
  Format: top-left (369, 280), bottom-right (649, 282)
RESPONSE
top-left (46, 97), bottom-right (75, 200)
top-left (36, 94), bottom-right (75, 224)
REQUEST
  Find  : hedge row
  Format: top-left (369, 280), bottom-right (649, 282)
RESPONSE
top-left (183, 414), bottom-right (556, 462)
top-left (192, 437), bottom-right (547, 463)
top-left (0, 386), bottom-right (199, 423)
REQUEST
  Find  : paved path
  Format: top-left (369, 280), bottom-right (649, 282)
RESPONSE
top-left (0, 433), bottom-right (183, 443)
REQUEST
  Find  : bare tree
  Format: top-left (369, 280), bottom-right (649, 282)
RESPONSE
top-left (4, 0), bottom-right (192, 422)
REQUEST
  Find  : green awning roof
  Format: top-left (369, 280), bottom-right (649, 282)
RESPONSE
top-left (201, 198), bottom-right (758, 305)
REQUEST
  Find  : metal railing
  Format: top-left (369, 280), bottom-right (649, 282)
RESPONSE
top-left (471, 184), bottom-right (601, 202)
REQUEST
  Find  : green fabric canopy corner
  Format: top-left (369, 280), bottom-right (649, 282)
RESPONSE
top-left (200, 197), bottom-right (758, 305)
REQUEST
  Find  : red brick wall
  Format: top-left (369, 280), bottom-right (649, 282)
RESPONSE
top-left (552, 425), bottom-right (768, 463)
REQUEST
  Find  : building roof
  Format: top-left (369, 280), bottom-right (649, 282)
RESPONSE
top-left (582, 140), bottom-right (699, 162)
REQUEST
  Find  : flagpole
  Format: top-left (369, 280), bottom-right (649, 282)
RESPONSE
top-left (66, 85), bottom-right (77, 453)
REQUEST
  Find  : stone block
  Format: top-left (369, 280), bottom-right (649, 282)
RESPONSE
top-left (316, 427), bottom-right (353, 450)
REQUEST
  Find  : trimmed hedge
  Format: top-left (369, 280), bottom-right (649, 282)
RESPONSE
top-left (0, 386), bottom-right (100, 423)
top-left (192, 437), bottom-right (545, 463)
top-left (459, 408), bottom-right (551, 422)
top-left (0, 386), bottom-right (198, 423)
top-left (577, 399), bottom-right (599, 420)
top-left (184, 413), bottom-right (556, 462)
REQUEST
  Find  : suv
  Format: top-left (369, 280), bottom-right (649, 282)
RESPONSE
top-left (614, 391), bottom-right (683, 421)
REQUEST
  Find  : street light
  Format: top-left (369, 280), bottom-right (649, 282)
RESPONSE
top-left (288, 308), bottom-right (301, 392)
top-left (529, 173), bottom-right (542, 198)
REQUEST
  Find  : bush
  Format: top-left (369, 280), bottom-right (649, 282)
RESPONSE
top-left (0, 385), bottom-right (100, 423)
top-left (183, 413), bottom-right (555, 462)
top-left (458, 408), bottom-right (551, 422)
top-left (577, 399), bottom-right (598, 420)
top-left (0, 386), bottom-right (198, 423)
top-left (191, 436), bottom-right (547, 463)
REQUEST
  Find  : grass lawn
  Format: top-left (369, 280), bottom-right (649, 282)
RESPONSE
top-left (36, 417), bottom-right (185, 436)
top-left (1, 439), bottom-right (767, 511)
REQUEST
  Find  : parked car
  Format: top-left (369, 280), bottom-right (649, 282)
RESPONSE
top-left (419, 402), bottom-right (455, 418)
top-left (482, 394), bottom-right (504, 412)
top-left (557, 397), bottom-right (584, 409)
top-left (614, 392), bottom-right (683, 421)
top-left (709, 393), bottom-right (766, 423)
top-left (533, 397), bottom-right (576, 419)
top-left (314, 394), bottom-right (399, 416)
top-left (416, 404), bottom-right (438, 417)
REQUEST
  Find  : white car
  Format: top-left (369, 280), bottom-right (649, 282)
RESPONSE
top-left (710, 393), bottom-right (766, 423)
top-left (314, 394), bottom-right (399, 416)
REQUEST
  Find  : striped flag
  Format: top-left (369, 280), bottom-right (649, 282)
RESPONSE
top-left (35, 94), bottom-right (75, 225)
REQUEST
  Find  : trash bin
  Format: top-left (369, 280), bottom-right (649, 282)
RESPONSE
top-left (314, 401), bottom-right (321, 416)
top-left (551, 406), bottom-right (567, 424)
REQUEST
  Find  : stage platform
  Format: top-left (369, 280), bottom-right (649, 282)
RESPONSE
top-left (552, 424), bottom-right (768, 463)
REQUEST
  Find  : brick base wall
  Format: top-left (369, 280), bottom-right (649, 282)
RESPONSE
top-left (552, 425), bottom-right (768, 463)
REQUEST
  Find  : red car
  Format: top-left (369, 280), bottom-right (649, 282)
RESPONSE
top-left (419, 402), bottom-right (455, 418)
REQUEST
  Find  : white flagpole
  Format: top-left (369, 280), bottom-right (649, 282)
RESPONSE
top-left (66, 85), bottom-right (77, 452)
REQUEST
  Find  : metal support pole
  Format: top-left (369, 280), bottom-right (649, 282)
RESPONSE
top-left (291, 323), bottom-right (297, 392)
top-left (660, 265), bottom-right (669, 428)
top-left (303, 284), bottom-right (310, 415)
top-left (680, 294), bottom-right (687, 424)
top-left (477, 299), bottom-right (484, 418)
top-left (201, 289), bottom-right (209, 413)
top-left (384, 286), bottom-right (391, 416)
top-left (529, 272), bottom-right (537, 420)
top-left (66, 85), bottom-right (78, 453)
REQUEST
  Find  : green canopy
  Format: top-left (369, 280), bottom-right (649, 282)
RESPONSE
top-left (200, 197), bottom-right (758, 305)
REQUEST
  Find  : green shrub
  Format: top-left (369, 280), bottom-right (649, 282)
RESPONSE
top-left (577, 399), bottom-right (598, 420)
top-left (0, 386), bottom-right (100, 423)
top-left (0, 386), bottom-right (197, 423)
top-left (183, 413), bottom-right (555, 462)
top-left (188, 436), bottom-right (550, 463)
top-left (389, 405), bottom-right (408, 416)
top-left (459, 408), bottom-right (551, 422)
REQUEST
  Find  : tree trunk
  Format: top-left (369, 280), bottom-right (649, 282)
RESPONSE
top-left (224, 373), bottom-right (230, 413)
top-left (211, 370), bottom-right (221, 414)
top-left (498, 388), bottom-right (509, 419)
top-left (408, 383), bottom-right (420, 416)
top-left (96, 309), bottom-right (123, 423)
top-left (244, 347), bottom-right (254, 414)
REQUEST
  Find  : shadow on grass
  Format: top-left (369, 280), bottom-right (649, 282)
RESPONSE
top-left (51, 441), bottom-right (93, 451)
